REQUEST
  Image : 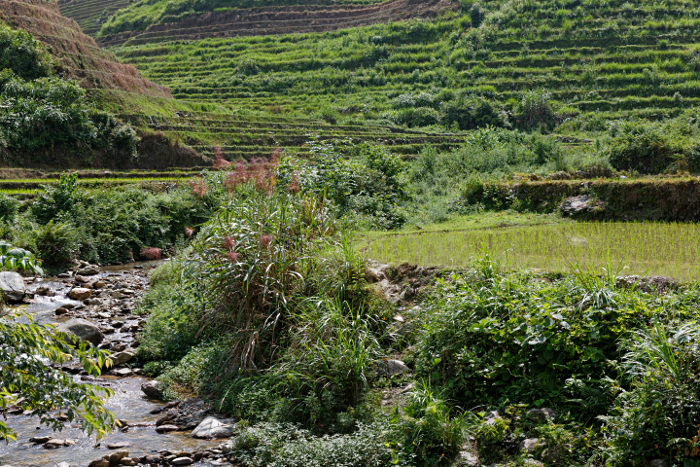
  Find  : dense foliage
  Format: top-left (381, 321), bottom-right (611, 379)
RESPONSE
top-left (0, 23), bottom-right (138, 158)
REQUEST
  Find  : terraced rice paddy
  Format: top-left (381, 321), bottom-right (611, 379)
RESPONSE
top-left (0, 171), bottom-right (200, 197)
top-left (365, 222), bottom-right (700, 281)
top-left (73, 0), bottom-right (700, 157)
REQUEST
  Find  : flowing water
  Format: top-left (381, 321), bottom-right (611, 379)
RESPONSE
top-left (0, 263), bottom-right (219, 467)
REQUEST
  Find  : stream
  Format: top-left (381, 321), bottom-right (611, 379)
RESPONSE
top-left (0, 263), bottom-right (224, 467)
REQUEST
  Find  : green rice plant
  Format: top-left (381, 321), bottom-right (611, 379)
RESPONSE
top-left (365, 221), bottom-right (700, 281)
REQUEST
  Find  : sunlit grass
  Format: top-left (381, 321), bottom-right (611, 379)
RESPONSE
top-left (365, 222), bottom-right (700, 281)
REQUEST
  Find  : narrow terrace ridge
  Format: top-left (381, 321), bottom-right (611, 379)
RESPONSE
top-left (95, 0), bottom-right (456, 46)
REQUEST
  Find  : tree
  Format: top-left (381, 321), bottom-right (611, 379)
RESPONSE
top-left (0, 312), bottom-right (115, 441)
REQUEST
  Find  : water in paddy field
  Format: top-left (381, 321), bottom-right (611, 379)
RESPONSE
top-left (0, 262), bottom-right (220, 467)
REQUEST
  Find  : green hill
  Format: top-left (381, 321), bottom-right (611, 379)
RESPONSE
top-left (72, 0), bottom-right (694, 159)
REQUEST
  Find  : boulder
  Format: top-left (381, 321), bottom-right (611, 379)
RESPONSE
top-left (377, 359), bottom-right (409, 377)
top-left (559, 195), bottom-right (604, 219)
top-left (155, 424), bottom-right (178, 434)
top-left (141, 380), bottom-right (164, 399)
top-left (107, 442), bottom-right (132, 449)
top-left (484, 410), bottom-right (502, 426)
top-left (526, 407), bottom-right (557, 424)
top-left (520, 438), bottom-right (545, 454)
top-left (43, 438), bottom-right (66, 449)
top-left (109, 348), bottom-right (136, 366)
top-left (77, 265), bottom-right (100, 276)
top-left (87, 459), bottom-right (109, 467)
top-left (119, 459), bottom-right (136, 466)
top-left (69, 287), bottom-right (92, 300)
top-left (171, 458), bottom-right (194, 466)
top-left (109, 450), bottom-right (129, 464)
top-left (191, 416), bottom-right (235, 439)
top-left (56, 318), bottom-right (103, 346)
top-left (458, 450), bottom-right (479, 466)
top-left (0, 271), bottom-right (25, 303)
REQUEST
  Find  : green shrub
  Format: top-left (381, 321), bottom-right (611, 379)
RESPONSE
top-left (277, 140), bottom-right (408, 229)
top-left (0, 23), bottom-right (53, 80)
top-left (135, 280), bottom-right (203, 363)
top-left (414, 258), bottom-right (659, 415)
top-left (513, 89), bottom-right (557, 132)
top-left (603, 323), bottom-right (700, 465)
top-left (31, 173), bottom-right (80, 224)
top-left (276, 300), bottom-right (382, 429)
top-left (607, 120), bottom-right (686, 174)
top-left (0, 195), bottom-right (19, 222)
top-left (228, 422), bottom-right (394, 467)
top-left (441, 94), bottom-right (507, 131)
top-left (391, 380), bottom-right (465, 466)
top-left (18, 220), bottom-right (80, 272)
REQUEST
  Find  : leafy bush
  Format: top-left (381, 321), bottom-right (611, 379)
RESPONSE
top-left (135, 273), bottom-right (204, 363)
top-left (391, 381), bottom-right (465, 465)
top-left (607, 120), bottom-right (685, 174)
top-left (0, 195), bottom-right (19, 222)
top-left (603, 323), bottom-right (700, 465)
top-left (441, 94), bottom-right (507, 131)
top-left (277, 140), bottom-right (407, 229)
top-left (228, 422), bottom-right (394, 467)
top-left (276, 300), bottom-right (382, 429)
top-left (16, 220), bottom-right (80, 272)
top-left (0, 23), bottom-right (52, 80)
top-left (513, 89), bottom-right (557, 132)
top-left (0, 25), bottom-right (139, 157)
top-left (414, 259), bottom-right (659, 415)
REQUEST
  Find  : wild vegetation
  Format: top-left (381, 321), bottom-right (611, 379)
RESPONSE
top-left (7, 0), bottom-right (700, 466)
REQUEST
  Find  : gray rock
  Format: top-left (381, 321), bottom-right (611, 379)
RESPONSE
top-left (527, 407), bottom-right (557, 424)
top-left (559, 194), bottom-right (604, 218)
top-left (109, 348), bottom-right (136, 366)
top-left (69, 287), bottom-right (92, 300)
top-left (377, 359), bottom-right (409, 377)
top-left (142, 380), bottom-right (164, 399)
top-left (109, 450), bottom-right (129, 464)
top-left (77, 265), bottom-right (100, 276)
top-left (113, 368), bottom-right (133, 377)
top-left (85, 298), bottom-right (102, 306)
top-left (107, 442), bottom-right (132, 449)
top-left (155, 424), bottom-right (178, 434)
top-left (171, 458), bottom-right (194, 466)
top-left (649, 461), bottom-right (666, 467)
top-left (56, 318), bottom-right (103, 346)
top-left (191, 416), bottom-right (235, 439)
top-left (520, 437), bottom-right (545, 453)
top-left (0, 271), bottom-right (25, 303)
top-left (458, 450), bottom-right (479, 466)
top-left (484, 410), bottom-right (502, 426)
top-left (29, 435), bottom-right (52, 444)
top-left (43, 438), bottom-right (66, 449)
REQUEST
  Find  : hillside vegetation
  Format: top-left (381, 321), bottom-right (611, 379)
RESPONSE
top-left (55, 0), bottom-right (693, 160)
